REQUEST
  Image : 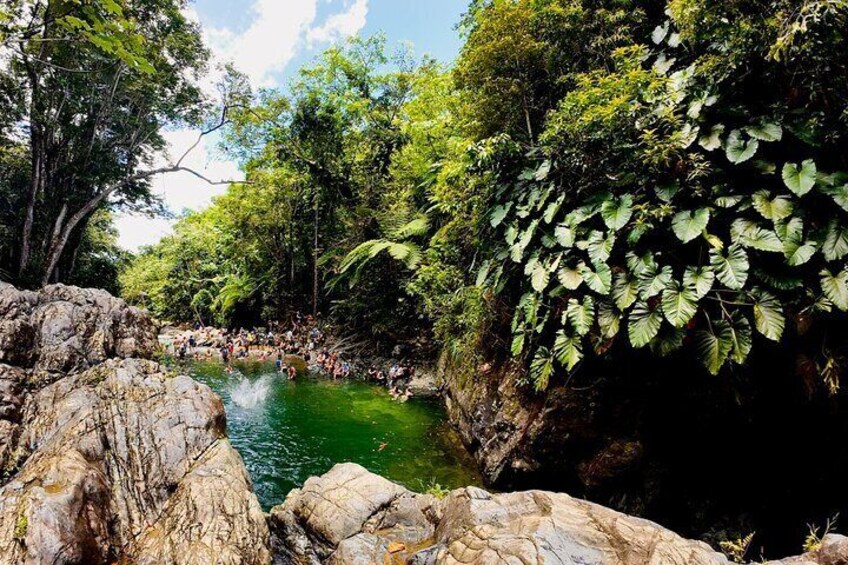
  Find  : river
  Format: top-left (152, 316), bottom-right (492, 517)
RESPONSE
top-left (186, 359), bottom-right (482, 510)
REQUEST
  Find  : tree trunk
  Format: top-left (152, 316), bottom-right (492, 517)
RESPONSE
top-left (312, 202), bottom-right (319, 317)
top-left (19, 7), bottom-right (52, 278)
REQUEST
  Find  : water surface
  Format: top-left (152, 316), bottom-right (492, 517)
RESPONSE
top-left (187, 360), bottom-right (482, 509)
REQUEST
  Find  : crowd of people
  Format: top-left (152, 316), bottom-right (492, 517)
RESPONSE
top-left (164, 313), bottom-right (419, 401)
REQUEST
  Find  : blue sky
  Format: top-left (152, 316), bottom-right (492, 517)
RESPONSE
top-left (117, 0), bottom-right (468, 250)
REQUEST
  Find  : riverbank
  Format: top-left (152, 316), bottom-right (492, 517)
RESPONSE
top-left (157, 324), bottom-right (441, 399)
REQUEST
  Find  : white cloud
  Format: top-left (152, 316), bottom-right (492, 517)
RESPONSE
top-left (116, 0), bottom-right (372, 251)
top-left (206, 0), bottom-right (319, 87)
top-left (307, 0), bottom-right (369, 44)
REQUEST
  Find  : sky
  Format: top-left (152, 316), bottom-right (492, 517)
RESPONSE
top-left (116, 0), bottom-right (468, 251)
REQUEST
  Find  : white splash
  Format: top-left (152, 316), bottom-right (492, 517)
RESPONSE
top-left (230, 376), bottom-right (274, 409)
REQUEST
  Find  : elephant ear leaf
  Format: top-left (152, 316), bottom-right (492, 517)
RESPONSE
top-left (745, 121), bottom-right (782, 142)
top-left (782, 159), bottom-right (816, 196)
top-left (752, 289), bottom-right (785, 341)
top-left (821, 269), bottom-right (848, 311)
top-left (661, 280), bottom-right (698, 327)
top-left (600, 195), bottom-right (633, 230)
top-left (725, 129), bottom-right (759, 164)
top-left (672, 208), bottom-right (710, 243)
top-left (553, 331), bottom-right (583, 371)
top-left (628, 300), bottom-right (663, 348)
top-left (710, 245), bottom-right (749, 290)
top-left (697, 321), bottom-right (734, 375)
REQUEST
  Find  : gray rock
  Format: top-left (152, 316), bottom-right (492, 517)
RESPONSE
top-left (0, 359), bottom-right (270, 564)
top-left (0, 283), bottom-right (157, 375)
top-left (269, 463), bottom-right (745, 565)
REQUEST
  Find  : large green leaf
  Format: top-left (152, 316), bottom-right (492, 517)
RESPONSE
top-left (745, 121), bottom-right (782, 142)
top-left (822, 220), bottom-right (848, 261)
top-left (510, 332), bottom-right (525, 356)
top-left (672, 208), bottom-right (710, 243)
top-left (597, 300), bottom-right (621, 339)
top-left (628, 301), bottom-right (663, 348)
top-left (819, 182), bottom-right (848, 212)
top-left (698, 124), bottom-right (724, 151)
top-left (579, 261), bottom-right (612, 295)
top-left (696, 321), bottom-right (734, 375)
top-left (530, 348), bottom-right (554, 390)
top-left (612, 272), bottom-right (639, 310)
top-left (566, 297), bottom-right (595, 336)
top-left (661, 280), bottom-right (699, 327)
top-left (601, 195), bottom-right (634, 230)
top-left (557, 266), bottom-right (583, 290)
top-left (739, 226), bottom-right (784, 252)
top-left (586, 230), bottom-right (616, 264)
top-left (490, 203), bottom-right (512, 227)
top-left (728, 313), bottom-right (753, 365)
top-left (710, 245), bottom-right (749, 290)
top-left (535, 160), bottom-right (552, 181)
top-left (725, 129), bottom-right (759, 164)
top-left (683, 266), bottom-right (715, 299)
top-left (782, 160), bottom-right (817, 196)
top-left (752, 289), bottom-right (785, 341)
top-left (554, 224), bottom-right (574, 248)
top-left (820, 269), bottom-right (848, 311)
top-left (637, 264), bottom-right (673, 299)
top-left (553, 331), bottom-right (582, 371)
top-left (752, 191), bottom-right (793, 222)
top-left (530, 260), bottom-right (550, 292)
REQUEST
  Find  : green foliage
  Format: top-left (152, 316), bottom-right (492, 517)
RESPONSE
top-left (119, 0), bottom-right (848, 397)
top-left (476, 0), bottom-right (848, 387)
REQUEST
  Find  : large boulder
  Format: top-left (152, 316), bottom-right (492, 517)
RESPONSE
top-left (0, 283), bottom-right (157, 375)
top-left (0, 283), bottom-right (270, 564)
top-left (0, 358), bottom-right (270, 564)
top-left (270, 463), bottom-right (760, 565)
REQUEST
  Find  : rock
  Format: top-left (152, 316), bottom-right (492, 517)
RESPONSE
top-left (0, 358), bottom-right (270, 564)
top-left (440, 355), bottom-right (611, 489)
top-left (0, 284), bottom-right (269, 564)
top-left (270, 462), bottom-right (744, 565)
top-left (269, 462), bottom-right (434, 562)
top-left (0, 283), bottom-right (157, 376)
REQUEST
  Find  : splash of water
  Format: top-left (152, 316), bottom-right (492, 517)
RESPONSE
top-left (230, 375), bottom-right (274, 409)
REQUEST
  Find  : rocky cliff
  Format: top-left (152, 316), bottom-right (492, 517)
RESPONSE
top-left (0, 283), bottom-right (269, 564)
top-left (0, 282), bottom-right (844, 564)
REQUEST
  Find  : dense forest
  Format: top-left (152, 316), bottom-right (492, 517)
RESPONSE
top-left (111, 0), bottom-right (848, 389)
top-left (3, 0), bottom-right (848, 554)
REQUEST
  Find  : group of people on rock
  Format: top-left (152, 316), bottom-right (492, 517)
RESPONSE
top-left (367, 362), bottom-right (415, 401)
top-left (314, 350), bottom-right (351, 379)
top-left (166, 313), bottom-right (418, 401)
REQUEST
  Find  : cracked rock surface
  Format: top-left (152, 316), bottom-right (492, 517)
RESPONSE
top-left (0, 283), bottom-right (269, 565)
top-left (271, 463), bottom-right (848, 565)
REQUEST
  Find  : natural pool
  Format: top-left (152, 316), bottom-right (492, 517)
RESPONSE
top-left (186, 359), bottom-right (482, 510)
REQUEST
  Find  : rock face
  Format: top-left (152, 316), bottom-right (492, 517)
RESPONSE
top-left (0, 283), bottom-right (270, 565)
top-left (273, 462), bottom-right (792, 565)
top-left (0, 283), bottom-right (158, 375)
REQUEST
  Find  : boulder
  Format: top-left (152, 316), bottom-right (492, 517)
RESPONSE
top-left (270, 462), bottom-right (744, 565)
top-left (0, 283), bottom-right (157, 376)
top-left (0, 359), bottom-right (270, 564)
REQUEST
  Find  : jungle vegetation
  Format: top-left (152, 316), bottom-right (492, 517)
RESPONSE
top-left (3, 0), bottom-right (848, 391)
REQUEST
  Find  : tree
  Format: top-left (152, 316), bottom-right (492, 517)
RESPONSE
top-left (0, 0), bottom-right (216, 286)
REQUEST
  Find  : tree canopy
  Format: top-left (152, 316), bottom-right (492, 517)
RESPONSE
top-left (118, 0), bottom-right (848, 390)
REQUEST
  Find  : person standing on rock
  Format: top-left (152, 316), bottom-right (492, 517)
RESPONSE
top-left (220, 345), bottom-right (232, 372)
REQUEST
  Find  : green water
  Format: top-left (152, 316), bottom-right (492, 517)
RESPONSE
top-left (187, 360), bottom-right (482, 510)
